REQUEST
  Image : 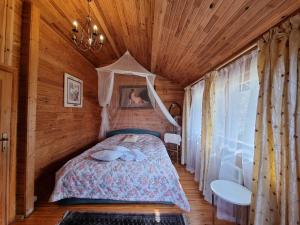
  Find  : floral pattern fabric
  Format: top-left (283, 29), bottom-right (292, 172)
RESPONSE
top-left (49, 134), bottom-right (190, 212)
top-left (249, 13), bottom-right (300, 225)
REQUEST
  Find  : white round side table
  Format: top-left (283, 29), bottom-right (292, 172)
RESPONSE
top-left (210, 180), bottom-right (252, 225)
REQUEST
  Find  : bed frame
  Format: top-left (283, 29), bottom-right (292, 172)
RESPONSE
top-left (106, 128), bottom-right (161, 139)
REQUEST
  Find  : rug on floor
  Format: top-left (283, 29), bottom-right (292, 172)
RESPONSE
top-left (58, 211), bottom-right (188, 225)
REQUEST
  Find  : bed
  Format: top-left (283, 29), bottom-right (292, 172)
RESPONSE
top-left (49, 129), bottom-right (190, 212)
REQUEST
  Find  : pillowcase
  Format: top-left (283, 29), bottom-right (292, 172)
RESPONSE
top-left (122, 134), bottom-right (139, 143)
top-left (90, 150), bottom-right (123, 161)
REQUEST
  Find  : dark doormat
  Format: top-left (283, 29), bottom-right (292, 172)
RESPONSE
top-left (58, 211), bottom-right (189, 225)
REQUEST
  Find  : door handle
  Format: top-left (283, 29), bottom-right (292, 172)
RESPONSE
top-left (0, 133), bottom-right (8, 152)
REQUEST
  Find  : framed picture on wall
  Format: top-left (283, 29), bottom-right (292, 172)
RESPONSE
top-left (119, 85), bottom-right (153, 109)
top-left (64, 73), bottom-right (83, 108)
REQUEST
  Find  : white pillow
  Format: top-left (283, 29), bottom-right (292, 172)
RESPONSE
top-left (91, 150), bottom-right (123, 161)
top-left (123, 135), bottom-right (139, 143)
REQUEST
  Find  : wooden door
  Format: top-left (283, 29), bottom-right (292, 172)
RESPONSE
top-left (0, 68), bottom-right (12, 225)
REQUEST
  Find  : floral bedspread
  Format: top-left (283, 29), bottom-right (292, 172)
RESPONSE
top-left (49, 134), bottom-right (190, 211)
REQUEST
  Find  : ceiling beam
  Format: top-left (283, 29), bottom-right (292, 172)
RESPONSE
top-left (90, 1), bottom-right (121, 58)
top-left (151, 0), bottom-right (167, 73)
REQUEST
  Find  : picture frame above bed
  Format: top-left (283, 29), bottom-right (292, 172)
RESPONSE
top-left (119, 85), bottom-right (153, 109)
top-left (64, 73), bottom-right (83, 108)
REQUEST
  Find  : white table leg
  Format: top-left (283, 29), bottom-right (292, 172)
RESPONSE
top-left (212, 193), bottom-right (215, 225)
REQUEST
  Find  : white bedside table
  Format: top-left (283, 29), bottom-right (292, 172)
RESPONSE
top-left (210, 180), bottom-right (252, 225)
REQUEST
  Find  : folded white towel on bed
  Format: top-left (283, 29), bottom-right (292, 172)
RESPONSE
top-left (120, 148), bottom-right (147, 162)
top-left (120, 152), bottom-right (135, 161)
top-left (112, 145), bottom-right (131, 153)
top-left (91, 150), bottom-right (124, 161)
top-left (131, 149), bottom-right (147, 161)
top-left (91, 145), bottom-right (147, 162)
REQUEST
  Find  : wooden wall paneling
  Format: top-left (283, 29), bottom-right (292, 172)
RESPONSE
top-left (19, 0), bottom-right (300, 85)
top-left (0, 0), bottom-right (7, 63)
top-left (11, 0), bottom-right (22, 69)
top-left (0, 0), bottom-right (15, 65)
top-left (4, 0), bottom-right (15, 65)
top-left (155, 0), bottom-right (250, 83)
top-left (89, 0), bottom-right (121, 58)
top-left (31, 0), bottom-right (118, 66)
top-left (156, 0), bottom-right (235, 83)
top-left (195, 1), bottom-right (300, 74)
top-left (17, 1), bottom-right (40, 217)
top-left (109, 75), bottom-right (184, 136)
top-left (186, 0), bottom-right (281, 73)
top-left (96, 0), bottom-right (154, 69)
top-left (35, 17), bottom-right (100, 179)
top-left (151, 0), bottom-right (167, 72)
top-left (155, 0), bottom-right (300, 85)
top-left (68, 0), bottom-right (121, 60)
top-left (93, 0), bottom-right (127, 56)
top-left (38, 0), bottom-right (105, 66)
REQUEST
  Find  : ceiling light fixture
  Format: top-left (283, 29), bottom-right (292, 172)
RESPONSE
top-left (71, 0), bottom-right (105, 52)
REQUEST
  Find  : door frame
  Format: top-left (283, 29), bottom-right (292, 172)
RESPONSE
top-left (0, 63), bottom-right (18, 225)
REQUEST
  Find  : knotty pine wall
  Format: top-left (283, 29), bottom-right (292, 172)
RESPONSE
top-left (34, 19), bottom-right (100, 179)
top-left (12, 0), bottom-right (22, 68)
top-left (109, 75), bottom-right (184, 136)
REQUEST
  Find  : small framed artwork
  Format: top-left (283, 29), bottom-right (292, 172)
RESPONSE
top-left (64, 73), bottom-right (83, 108)
top-left (119, 85), bottom-right (153, 109)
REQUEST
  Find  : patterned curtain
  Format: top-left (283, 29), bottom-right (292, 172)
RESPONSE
top-left (181, 86), bottom-right (191, 165)
top-left (249, 14), bottom-right (300, 225)
top-left (199, 71), bottom-right (217, 193)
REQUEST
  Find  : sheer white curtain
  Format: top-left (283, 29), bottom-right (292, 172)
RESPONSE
top-left (98, 71), bottom-right (115, 138)
top-left (202, 50), bottom-right (259, 222)
top-left (145, 76), bottom-right (179, 128)
top-left (186, 81), bottom-right (205, 177)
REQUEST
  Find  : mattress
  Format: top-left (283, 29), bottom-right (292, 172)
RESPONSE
top-left (49, 134), bottom-right (190, 211)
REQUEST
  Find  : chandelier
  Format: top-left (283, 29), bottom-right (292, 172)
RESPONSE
top-left (71, 0), bottom-right (105, 52)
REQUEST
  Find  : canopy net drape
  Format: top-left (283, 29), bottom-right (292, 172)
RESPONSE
top-left (96, 51), bottom-right (180, 138)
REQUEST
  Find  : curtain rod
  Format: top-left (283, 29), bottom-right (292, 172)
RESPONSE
top-left (216, 43), bottom-right (257, 70)
top-left (188, 42), bottom-right (257, 88)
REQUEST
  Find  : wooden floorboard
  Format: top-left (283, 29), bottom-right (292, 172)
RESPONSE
top-left (13, 164), bottom-right (234, 225)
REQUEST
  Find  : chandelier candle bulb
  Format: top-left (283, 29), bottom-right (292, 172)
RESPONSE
top-left (99, 34), bottom-right (105, 44)
top-left (93, 25), bottom-right (98, 35)
top-left (88, 38), bottom-right (93, 46)
top-left (72, 20), bottom-right (78, 31)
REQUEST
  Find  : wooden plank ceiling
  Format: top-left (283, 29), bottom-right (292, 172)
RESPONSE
top-left (33, 0), bottom-right (300, 86)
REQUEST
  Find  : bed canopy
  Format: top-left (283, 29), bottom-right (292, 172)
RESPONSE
top-left (96, 51), bottom-right (180, 138)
